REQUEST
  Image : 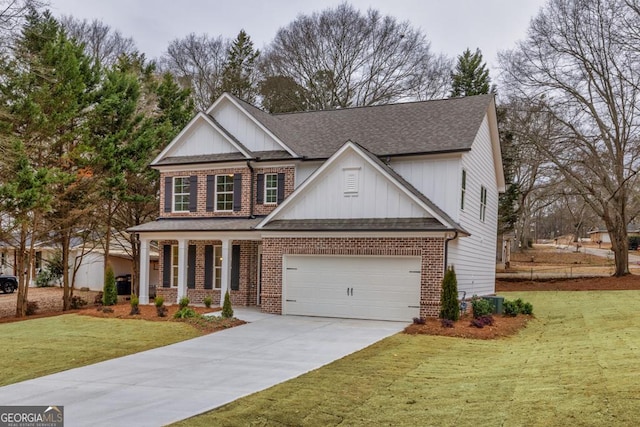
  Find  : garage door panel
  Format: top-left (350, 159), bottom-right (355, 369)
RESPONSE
top-left (283, 255), bottom-right (421, 321)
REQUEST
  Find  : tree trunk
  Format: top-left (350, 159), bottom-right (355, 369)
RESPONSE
top-left (103, 200), bottom-right (113, 287)
top-left (61, 230), bottom-right (72, 310)
top-left (608, 220), bottom-right (629, 277)
top-left (130, 233), bottom-right (140, 296)
top-left (14, 224), bottom-right (29, 317)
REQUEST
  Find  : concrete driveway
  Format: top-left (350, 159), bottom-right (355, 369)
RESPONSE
top-left (0, 309), bottom-right (405, 427)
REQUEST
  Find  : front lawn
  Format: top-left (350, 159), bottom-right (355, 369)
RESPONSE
top-left (0, 314), bottom-right (202, 386)
top-left (175, 291), bottom-right (640, 426)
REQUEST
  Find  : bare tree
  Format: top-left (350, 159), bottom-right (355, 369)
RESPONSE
top-left (160, 33), bottom-right (228, 111)
top-left (499, 0), bottom-right (640, 276)
top-left (60, 15), bottom-right (137, 66)
top-left (261, 2), bottom-right (451, 110)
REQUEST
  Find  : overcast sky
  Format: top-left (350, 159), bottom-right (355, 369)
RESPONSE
top-left (47, 0), bottom-right (547, 72)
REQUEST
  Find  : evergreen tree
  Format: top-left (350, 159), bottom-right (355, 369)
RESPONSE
top-left (221, 30), bottom-right (259, 102)
top-left (103, 265), bottom-right (117, 306)
top-left (450, 48), bottom-right (491, 97)
top-left (440, 267), bottom-right (459, 321)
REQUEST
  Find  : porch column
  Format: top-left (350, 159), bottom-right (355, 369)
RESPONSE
top-left (139, 238), bottom-right (150, 304)
top-left (177, 238), bottom-right (188, 302)
top-left (220, 238), bottom-right (231, 307)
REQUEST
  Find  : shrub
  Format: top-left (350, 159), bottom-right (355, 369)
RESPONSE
top-left (470, 318), bottom-right (485, 328)
top-left (154, 296), bottom-right (164, 308)
top-left (471, 297), bottom-right (493, 318)
top-left (503, 300), bottom-right (520, 317)
top-left (154, 296), bottom-right (166, 317)
top-left (179, 296), bottom-right (190, 309)
top-left (203, 296), bottom-right (212, 308)
top-left (440, 267), bottom-right (459, 321)
top-left (221, 291), bottom-right (233, 318)
top-left (35, 269), bottom-right (54, 287)
top-left (440, 318), bottom-right (454, 328)
top-left (102, 266), bottom-right (117, 306)
top-left (26, 301), bottom-right (38, 316)
top-left (174, 307), bottom-right (198, 319)
top-left (413, 317), bottom-right (426, 325)
top-left (521, 302), bottom-right (534, 315)
top-left (70, 295), bottom-right (88, 310)
top-left (477, 315), bottom-right (494, 326)
top-left (130, 294), bottom-right (140, 315)
top-left (94, 292), bottom-right (103, 305)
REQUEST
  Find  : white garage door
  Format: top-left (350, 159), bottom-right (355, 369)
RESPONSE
top-left (283, 255), bottom-right (421, 321)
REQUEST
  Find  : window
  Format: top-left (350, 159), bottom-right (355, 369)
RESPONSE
top-left (171, 245), bottom-right (179, 287)
top-left (265, 174), bottom-right (278, 204)
top-left (216, 175), bottom-right (234, 211)
top-left (173, 177), bottom-right (190, 212)
top-left (480, 186), bottom-right (487, 222)
top-left (460, 169), bottom-right (467, 210)
top-left (214, 245), bottom-right (222, 289)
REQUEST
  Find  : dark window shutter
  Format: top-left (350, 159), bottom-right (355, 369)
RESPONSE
top-left (187, 244), bottom-right (196, 289)
top-left (164, 177), bottom-right (172, 213)
top-left (162, 245), bottom-right (171, 287)
top-left (189, 175), bottom-right (198, 212)
top-left (231, 244), bottom-right (241, 291)
top-left (233, 173), bottom-right (242, 212)
top-left (206, 175), bottom-right (215, 212)
top-left (204, 245), bottom-right (213, 289)
top-left (277, 173), bottom-right (285, 204)
top-left (256, 173), bottom-right (264, 204)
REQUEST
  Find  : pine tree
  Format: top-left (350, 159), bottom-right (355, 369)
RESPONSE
top-left (221, 30), bottom-right (259, 102)
top-left (450, 48), bottom-right (491, 97)
top-left (221, 291), bottom-right (234, 318)
top-left (103, 265), bottom-right (117, 306)
top-left (440, 267), bottom-right (459, 321)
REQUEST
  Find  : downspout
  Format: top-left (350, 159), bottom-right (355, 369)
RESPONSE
top-left (247, 160), bottom-right (255, 218)
top-left (443, 231), bottom-right (458, 273)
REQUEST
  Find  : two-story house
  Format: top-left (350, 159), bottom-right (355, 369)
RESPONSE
top-left (129, 93), bottom-right (504, 321)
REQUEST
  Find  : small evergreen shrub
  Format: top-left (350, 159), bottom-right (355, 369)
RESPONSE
top-left (503, 300), bottom-right (520, 317)
top-left (521, 302), bottom-right (534, 315)
top-left (155, 296), bottom-right (166, 317)
top-left (179, 296), bottom-right (190, 309)
top-left (26, 301), bottom-right (38, 316)
top-left (440, 318), bottom-right (454, 328)
top-left (471, 297), bottom-right (493, 318)
top-left (440, 267), bottom-right (459, 321)
top-left (102, 266), bottom-right (117, 306)
top-left (413, 317), bottom-right (426, 325)
top-left (130, 294), bottom-right (140, 315)
top-left (174, 307), bottom-right (198, 319)
top-left (477, 315), bottom-right (494, 326)
top-left (221, 291), bottom-right (233, 318)
top-left (70, 295), bottom-right (88, 310)
top-left (203, 296), bottom-right (212, 308)
top-left (154, 296), bottom-right (164, 307)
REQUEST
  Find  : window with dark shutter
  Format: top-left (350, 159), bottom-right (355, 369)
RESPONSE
top-left (187, 245), bottom-right (196, 289)
top-left (233, 173), bottom-right (242, 211)
top-left (206, 175), bottom-right (215, 212)
top-left (231, 245), bottom-right (240, 290)
top-left (189, 176), bottom-right (198, 212)
top-left (256, 173), bottom-right (264, 204)
top-left (204, 245), bottom-right (213, 289)
top-left (277, 173), bottom-right (285, 204)
top-left (162, 245), bottom-right (171, 287)
top-left (164, 177), bottom-right (172, 213)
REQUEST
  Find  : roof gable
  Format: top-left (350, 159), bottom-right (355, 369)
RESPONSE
top-left (151, 113), bottom-right (250, 166)
top-left (258, 141), bottom-right (466, 232)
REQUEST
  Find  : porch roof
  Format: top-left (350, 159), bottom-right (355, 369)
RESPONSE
top-left (128, 217), bottom-right (263, 233)
top-left (260, 217), bottom-right (461, 233)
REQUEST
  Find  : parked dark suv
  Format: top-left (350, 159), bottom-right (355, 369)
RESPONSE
top-left (0, 275), bottom-right (18, 293)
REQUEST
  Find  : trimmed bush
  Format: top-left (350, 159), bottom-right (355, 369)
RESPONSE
top-left (471, 297), bottom-right (493, 318)
top-left (154, 296), bottom-right (164, 308)
top-left (179, 296), bottom-right (190, 309)
top-left (102, 266), bottom-right (117, 306)
top-left (70, 295), bottom-right (88, 310)
top-left (174, 307), bottom-right (197, 319)
top-left (221, 291), bottom-right (233, 318)
top-left (130, 294), bottom-right (140, 315)
top-left (203, 296), bottom-right (212, 308)
top-left (155, 296), bottom-right (166, 317)
top-left (503, 300), bottom-right (520, 317)
top-left (440, 267), bottom-right (459, 321)
top-left (522, 302), bottom-right (534, 315)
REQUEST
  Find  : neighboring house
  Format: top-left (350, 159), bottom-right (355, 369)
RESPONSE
top-left (129, 93), bottom-right (504, 321)
top-left (588, 224), bottom-right (640, 247)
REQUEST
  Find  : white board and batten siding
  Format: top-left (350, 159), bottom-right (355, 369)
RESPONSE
top-left (275, 150), bottom-right (431, 220)
top-left (167, 117), bottom-right (239, 157)
top-left (283, 255), bottom-right (421, 321)
top-left (447, 115), bottom-right (498, 296)
top-left (211, 99), bottom-right (283, 153)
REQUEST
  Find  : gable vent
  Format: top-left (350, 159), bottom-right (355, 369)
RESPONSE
top-left (343, 167), bottom-right (360, 196)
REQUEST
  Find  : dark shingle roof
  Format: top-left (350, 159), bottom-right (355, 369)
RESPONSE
top-left (260, 218), bottom-right (451, 231)
top-left (128, 217), bottom-right (263, 233)
top-left (236, 94), bottom-right (493, 158)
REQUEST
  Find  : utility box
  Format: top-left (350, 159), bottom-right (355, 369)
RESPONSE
top-left (482, 296), bottom-right (504, 314)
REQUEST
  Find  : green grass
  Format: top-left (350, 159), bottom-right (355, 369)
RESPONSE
top-left (174, 291), bottom-right (640, 426)
top-left (0, 314), bottom-right (202, 386)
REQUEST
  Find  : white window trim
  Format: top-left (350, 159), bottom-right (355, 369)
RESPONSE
top-left (480, 186), bottom-right (487, 222)
top-left (171, 245), bottom-right (179, 287)
top-left (264, 173), bottom-right (278, 205)
top-left (461, 169), bottom-right (467, 211)
top-left (215, 174), bottom-right (234, 212)
top-left (173, 176), bottom-right (190, 213)
top-left (214, 244), bottom-right (222, 289)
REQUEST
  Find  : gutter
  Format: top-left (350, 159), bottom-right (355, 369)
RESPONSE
top-left (443, 231), bottom-right (458, 273)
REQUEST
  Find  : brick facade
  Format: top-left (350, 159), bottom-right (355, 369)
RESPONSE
top-left (261, 236), bottom-right (445, 318)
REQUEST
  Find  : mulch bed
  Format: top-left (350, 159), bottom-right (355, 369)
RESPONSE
top-left (404, 314), bottom-right (532, 340)
top-left (497, 275), bottom-right (640, 292)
